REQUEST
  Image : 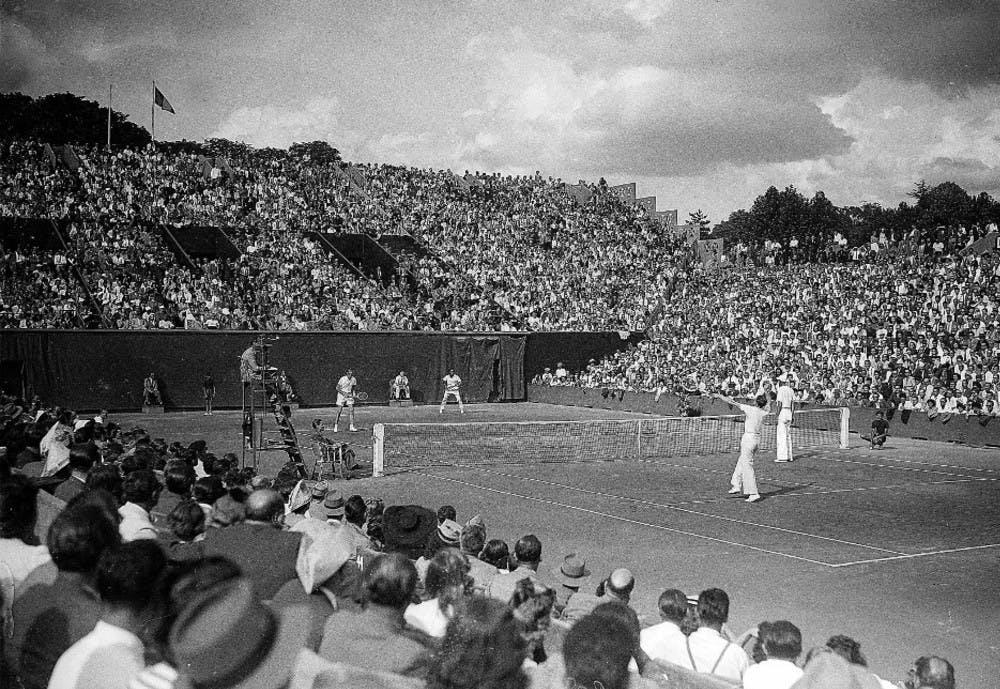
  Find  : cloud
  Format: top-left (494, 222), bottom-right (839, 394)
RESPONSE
top-left (211, 98), bottom-right (345, 149)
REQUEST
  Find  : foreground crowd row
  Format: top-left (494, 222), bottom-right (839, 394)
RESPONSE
top-left (0, 398), bottom-right (956, 689)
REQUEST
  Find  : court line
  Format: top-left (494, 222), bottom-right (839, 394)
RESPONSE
top-left (414, 471), bottom-right (841, 568)
top-left (814, 456), bottom-right (993, 480)
top-left (830, 543), bottom-right (1000, 568)
top-left (453, 465), bottom-right (906, 555)
top-left (777, 476), bottom-right (999, 498)
top-left (825, 453), bottom-right (1000, 475)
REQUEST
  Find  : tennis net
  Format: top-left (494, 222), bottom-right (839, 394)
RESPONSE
top-left (371, 408), bottom-right (849, 476)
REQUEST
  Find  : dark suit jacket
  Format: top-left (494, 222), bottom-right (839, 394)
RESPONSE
top-left (202, 522), bottom-right (302, 600)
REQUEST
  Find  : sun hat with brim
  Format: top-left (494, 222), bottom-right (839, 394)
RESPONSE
top-left (286, 480), bottom-right (314, 514)
top-left (551, 553), bottom-right (592, 587)
top-left (170, 578), bottom-right (310, 689)
top-left (289, 519), bottom-right (354, 593)
top-left (382, 505), bottom-right (436, 548)
top-left (437, 519), bottom-right (462, 546)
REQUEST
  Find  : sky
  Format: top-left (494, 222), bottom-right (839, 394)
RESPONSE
top-left (2, 0), bottom-right (999, 222)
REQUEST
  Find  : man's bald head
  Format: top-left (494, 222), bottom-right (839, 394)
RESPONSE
top-left (607, 568), bottom-right (635, 600)
top-left (913, 656), bottom-right (954, 689)
top-left (245, 489), bottom-right (284, 523)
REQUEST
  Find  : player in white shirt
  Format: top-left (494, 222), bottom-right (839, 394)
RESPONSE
top-left (334, 369), bottom-right (358, 432)
top-left (713, 392), bottom-right (768, 502)
top-left (440, 369), bottom-right (464, 414)
top-left (775, 380), bottom-right (795, 462)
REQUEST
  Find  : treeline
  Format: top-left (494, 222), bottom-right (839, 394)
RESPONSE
top-left (713, 182), bottom-right (1000, 250)
top-left (0, 92), bottom-right (151, 147)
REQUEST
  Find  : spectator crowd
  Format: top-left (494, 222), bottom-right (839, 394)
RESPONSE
top-left (0, 393), bottom-right (957, 689)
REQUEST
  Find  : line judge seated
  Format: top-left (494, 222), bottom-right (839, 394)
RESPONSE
top-left (390, 370), bottom-right (410, 400)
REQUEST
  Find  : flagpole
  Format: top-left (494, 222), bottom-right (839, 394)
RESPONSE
top-left (107, 83), bottom-right (112, 150)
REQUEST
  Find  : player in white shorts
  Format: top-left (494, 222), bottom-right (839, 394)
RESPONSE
top-left (713, 392), bottom-right (769, 503)
top-left (440, 369), bottom-right (464, 414)
top-left (334, 369), bottom-right (358, 432)
top-left (775, 380), bottom-right (795, 462)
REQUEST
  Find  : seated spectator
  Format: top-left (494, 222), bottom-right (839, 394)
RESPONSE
top-left (150, 459), bottom-right (194, 524)
top-left (161, 499), bottom-right (207, 561)
top-left (142, 373), bottom-right (162, 407)
top-left (405, 547), bottom-right (470, 638)
top-left (391, 371), bottom-right (411, 400)
top-left (907, 655), bottom-right (955, 689)
top-left (0, 475), bottom-right (51, 640)
top-left (479, 539), bottom-right (511, 572)
top-left (825, 635), bottom-right (896, 689)
top-left (742, 620), bottom-right (803, 689)
top-left (560, 608), bottom-right (634, 689)
top-left (202, 489), bottom-right (301, 601)
top-left (382, 505), bottom-right (437, 560)
top-left (509, 577), bottom-right (556, 665)
top-left (48, 540), bottom-right (166, 689)
top-left (53, 443), bottom-right (98, 503)
top-left (191, 475), bottom-right (226, 521)
top-left (416, 519), bottom-right (462, 582)
top-left (639, 588), bottom-right (688, 666)
top-left (117, 469), bottom-right (160, 541)
top-left (487, 534), bottom-right (544, 603)
top-left (318, 553), bottom-right (432, 675)
top-left (674, 588), bottom-right (750, 684)
top-left (562, 567), bottom-right (634, 623)
top-left (8, 504), bottom-right (120, 689)
top-left (424, 596), bottom-right (528, 689)
top-left (459, 522), bottom-right (497, 594)
top-left (870, 411), bottom-right (890, 449)
top-left (550, 553), bottom-right (592, 614)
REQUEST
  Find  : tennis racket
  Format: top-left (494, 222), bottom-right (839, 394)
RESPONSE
top-left (354, 391), bottom-right (369, 402)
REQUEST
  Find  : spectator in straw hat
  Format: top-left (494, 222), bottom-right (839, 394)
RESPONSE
top-left (168, 577), bottom-right (310, 689)
top-left (283, 479), bottom-right (315, 528)
top-left (306, 480), bottom-right (330, 521)
top-left (562, 568), bottom-right (635, 623)
top-left (322, 489), bottom-right (346, 524)
top-left (550, 553), bottom-right (592, 614)
top-left (415, 519), bottom-right (462, 583)
top-left (382, 505), bottom-right (436, 560)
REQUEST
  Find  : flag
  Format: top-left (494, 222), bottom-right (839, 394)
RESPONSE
top-left (154, 86), bottom-right (175, 114)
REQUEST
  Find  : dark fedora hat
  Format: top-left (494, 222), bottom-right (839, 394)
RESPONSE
top-left (382, 505), bottom-right (436, 549)
top-left (170, 578), bottom-right (309, 689)
top-left (551, 553), bottom-right (592, 587)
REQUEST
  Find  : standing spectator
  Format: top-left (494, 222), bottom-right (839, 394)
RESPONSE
top-left (117, 470), bottom-right (160, 542)
top-left (47, 540), bottom-right (166, 689)
top-left (742, 621), bottom-right (803, 689)
top-left (202, 374), bottom-right (215, 416)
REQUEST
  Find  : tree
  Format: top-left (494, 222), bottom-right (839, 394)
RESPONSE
top-left (0, 92), bottom-right (150, 147)
top-left (688, 209), bottom-right (711, 232)
top-left (289, 140), bottom-right (341, 165)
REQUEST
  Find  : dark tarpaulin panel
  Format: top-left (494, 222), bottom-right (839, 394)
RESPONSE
top-left (0, 331), bottom-right (528, 411)
top-left (499, 336), bottom-right (526, 400)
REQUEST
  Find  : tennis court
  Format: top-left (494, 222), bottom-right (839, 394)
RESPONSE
top-left (117, 401), bottom-right (1000, 686)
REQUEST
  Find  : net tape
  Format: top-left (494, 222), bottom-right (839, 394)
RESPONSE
top-left (375, 408), bottom-right (846, 472)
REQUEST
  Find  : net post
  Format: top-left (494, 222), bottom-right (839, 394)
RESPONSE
top-left (839, 407), bottom-right (850, 449)
top-left (372, 423), bottom-right (385, 477)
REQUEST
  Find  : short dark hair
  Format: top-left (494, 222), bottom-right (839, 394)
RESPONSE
top-left (364, 553), bottom-right (417, 609)
top-left (86, 464), bottom-right (123, 502)
top-left (0, 474), bottom-right (38, 539)
top-left (913, 656), bottom-right (955, 689)
top-left (826, 635), bottom-right (866, 666)
top-left (657, 589), bottom-right (688, 624)
top-left (760, 620), bottom-right (802, 660)
top-left (461, 523), bottom-right (487, 555)
top-left (166, 500), bottom-right (207, 542)
top-left (564, 613), bottom-right (632, 689)
top-left (514, 534), bottom-right (542, 564)
top-left (122, 469), bottom-right (160, 505)
top-left (345, 494), bottom-right (367, 527)
top-left (480, 539), bottom-right (510, 570)
top-left (697, 588), bottom-right (730, 626)
top-left (48, 504), bottom-right (121, 573)
top-left (68, 442), bottom-right (99, 472)
top-left (192, 476), bottom-right (226, 505)
top-left (164, 460), bottom-right (194, 496)
top-left (437, 505), bottom-right (456, 524)
top-left (96, 541), bottom-right (167, 611)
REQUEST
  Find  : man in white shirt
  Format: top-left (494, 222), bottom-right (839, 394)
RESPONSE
top-left (439, 369), bottom-right (464, 414)
top-left (333, 369), bottom-right (358, 433)
top-left (390, 371), bottom-right (410, 400)
top-left (674, 588), bottom-right (750, 684)
top-left (742, 620), bottom-right (804, 689)
top-left (48, 541), bottom-right (165, 689)
top-left (639, 589), bottom-right (689, 665)
top-left (775, 378), bottom-right (795, 462)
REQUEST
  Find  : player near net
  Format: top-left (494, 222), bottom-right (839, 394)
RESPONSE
top-left (334, 368), bottom-right (359, 433)
top-left (440, 368), bottom-right (465, 414)
top-left (711, 391), bottom-right (768, 503)
top-left (775, 377), bottom-right (795, 462)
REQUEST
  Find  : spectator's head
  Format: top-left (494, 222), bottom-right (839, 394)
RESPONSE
top-left (755, 394), bottom-right (769, 408)
top-left (209, 495), bottom-right (246, 528)
top-left (513, 534), bottom-right (542, 569)
top-left (657, 588), bottom-right (688, 625)
top-left (599, 568), bottom-right (635, 603)
top-left (96, 540), bottom-right (167, 623)
top-left (563, 610), bottom-right (632, 689)
top-left (164, 459), bottom-right (194, 496)
top-left (0, 474), bottom-right (37, 540)
top-left (344, 494), bottom-right (367, 527)
top-left (697, 588), bottom-right (730, 629)
top-left (86, 464), bottom-right (123, 504)
top-left (908, 656), bottom-right (955, 689)
top-left (244, 489), bottom-right (284, 524)
top-left (437, 505), bottom-right (457, 524)
top-left (193, 476), bottom-right (226, 506)
top-left (48, 504), bottom-right (121, 574)
top-left (166, 499), bottom-right (207, 542)
top-left (122, 469), bottom-right (160, 511)
top-left (480, 539), bottom-right (511, 570)
top-left (67, 442), bottom-right (99, 474)
top-left (759, 620), bottom-right (802, 661)
top-left (363, 553), bottom-right (418, 611)
top-left (425, 547), bottom-right (470, 604)
top-left (427, 596), bottom-right (527, 689)
top-left (460, 522), bottom-right (487, 557)
top-left (826, 634), bottom-right (867, 666)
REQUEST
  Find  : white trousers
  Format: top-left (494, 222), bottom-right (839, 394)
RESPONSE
top-left (732, 432), bottom-right (760, 495)
top-left (776, 410), bottom-right (793, 461)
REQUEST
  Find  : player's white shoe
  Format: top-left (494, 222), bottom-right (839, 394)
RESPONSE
top-left (746, 494), bottom-right (762, 503)
top-left (349, 426), bottom-right (358, 432)
top-left (333, 425), bottom-right (338, 433)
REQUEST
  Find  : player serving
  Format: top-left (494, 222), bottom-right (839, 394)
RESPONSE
top-left (440, 368), bottom-right (464, 414)
top-left (334, 368), bottom-right (358, 432)
top-left (712, 391), bottom-right (768, 503)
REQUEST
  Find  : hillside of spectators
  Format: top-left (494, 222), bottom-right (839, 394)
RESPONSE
top-left (0, 394), bottom-right (955, 689)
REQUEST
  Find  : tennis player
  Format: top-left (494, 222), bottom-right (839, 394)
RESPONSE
top-left (713, 392), bottom-right (768, 503)
top-left (334, 368), bottom-right (358, 432)
top-left (440, 368), bottom-right (464, 414)
top-left (775, 379), bottom-right (795, 462)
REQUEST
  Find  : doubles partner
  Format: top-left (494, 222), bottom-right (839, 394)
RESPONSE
top-left (713, 392), bottom-right (768, 503)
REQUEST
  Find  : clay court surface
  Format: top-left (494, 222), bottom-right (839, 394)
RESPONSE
top-left (117, 402), bottom-right (1000, 687)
